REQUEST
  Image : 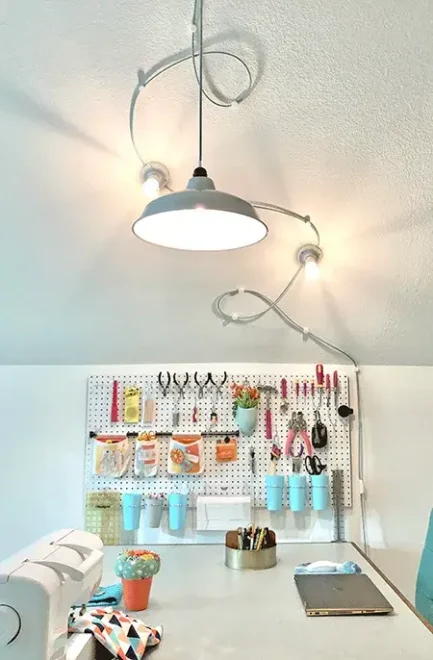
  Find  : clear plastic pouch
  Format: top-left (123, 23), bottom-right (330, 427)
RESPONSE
top-left (92, 435), bottom-right (131, 478)
top-left (134, 432), bottom-right (158, 477)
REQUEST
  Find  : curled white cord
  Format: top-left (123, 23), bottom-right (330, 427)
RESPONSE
top-left (212, 207), bottom-right (368, 554)
top-left (130, 1), bottom-right (255, 167)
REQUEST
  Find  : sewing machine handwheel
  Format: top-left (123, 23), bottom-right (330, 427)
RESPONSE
top-left (0, 605), bottom-right (21, 645)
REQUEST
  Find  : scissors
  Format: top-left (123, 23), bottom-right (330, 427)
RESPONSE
top-left (304, 454), bottom-right (327, 475)
top-left (285, 412), bottom-right (313, 457)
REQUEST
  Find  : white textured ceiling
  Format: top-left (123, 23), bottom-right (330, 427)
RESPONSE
top-left (1, 0), bottom-right (433, 365)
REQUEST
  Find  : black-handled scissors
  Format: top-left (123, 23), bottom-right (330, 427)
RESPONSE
top-left (173, 372), bottom-right (189, 398)
top-left (304, 454), bottom-right (327, 475)
top-left (194, 372), bottom-right (211, 398)
top-left (158, 371), bottom-right (171, 397)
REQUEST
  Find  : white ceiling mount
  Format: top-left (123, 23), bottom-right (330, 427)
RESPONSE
top-left (133, 170), bottom-right (268, 251)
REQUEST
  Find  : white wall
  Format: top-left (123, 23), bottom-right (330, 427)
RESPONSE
top-left (0, 364), bottom-right (430, 604)
top-left (361, 367), bottom-right (433, 602)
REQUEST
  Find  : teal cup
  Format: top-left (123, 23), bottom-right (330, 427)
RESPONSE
top-left (168, 493), bottom-right (188, 530)
top-left (143, 498), bottom-right (164, 528)
top-left (266, 475), bottom-right (285, 511)
top-left (288, 474), bottom-right (307, 512)
top-left (311, 474), bottom-right (329, 511)
top-left (122, 493), bottom-right (142, 531)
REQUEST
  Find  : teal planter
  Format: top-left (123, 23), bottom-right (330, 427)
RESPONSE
top-left (236, 406), bottom-right (258, 436)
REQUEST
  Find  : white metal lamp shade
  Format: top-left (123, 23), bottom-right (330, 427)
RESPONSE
top-left (132, 176), bottom-right (268, 251)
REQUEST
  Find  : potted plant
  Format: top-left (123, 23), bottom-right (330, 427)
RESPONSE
top-left (231, 382), bottom-right (260, 436)
top-left (115, 549), bottom-right (161, 611)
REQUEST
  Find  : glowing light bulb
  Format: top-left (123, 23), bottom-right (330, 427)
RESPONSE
top-left (304, 255), bottom-right (320, 280)
top-left (142, 174), bottom-right (160, 199)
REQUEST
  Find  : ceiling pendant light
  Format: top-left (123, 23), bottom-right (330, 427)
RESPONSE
top-left (133, 167), bottom-right (267, 251)
top-left (132, 0), bottom-right (268, 251)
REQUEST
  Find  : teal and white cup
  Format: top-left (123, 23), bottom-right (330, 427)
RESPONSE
top-left (122, 493), bottom-right (142, 531)
top-left (168, 493), bottom-right (188, 530)
top-left (288, 474), bottom-right (306, 512)
top-left (311, 474), bottom-right (329, 511)
top-left (266, 475), bottom-right (285, 511)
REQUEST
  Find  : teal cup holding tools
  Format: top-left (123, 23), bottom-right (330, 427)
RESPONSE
top-left (288, 474), bottom-right (306, 512)
top-left (168, 493), bottom-right (188, 530)
top-left (143, 498), bottom-right (164, 528)
top-left (310, 474), bottom-right (329, 511)
top-left (122, 493), bottom-right (142, 531)
top-left (265, 475), bottom-right (285, 511)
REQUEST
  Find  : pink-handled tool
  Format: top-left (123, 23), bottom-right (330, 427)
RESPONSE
top-left (295, 378), bottom-right (300, 405)
top-left (110, 380), bottom-right (119, 423)
top-left (303, 379), bottom-right (308, 400)
top-left (285, 411), bottom-right (314, 457)
top-left (280, 378), bottom-right (289, 413)
top-left (332, 370), bottom-right (339, 429)
top-left (316, 364), bottom-right (324, 407)
top-left (259, 384), bottom-right (277, 440)
top-left (265, 408), bottom-right (272, 439)
top-left (325, 373), bottom-right (332, 427)
top-left (333, 370), bottom-right (339, 408)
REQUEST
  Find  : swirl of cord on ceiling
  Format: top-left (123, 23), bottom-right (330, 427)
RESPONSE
top-left (129, 0), bottom-right (367, 552)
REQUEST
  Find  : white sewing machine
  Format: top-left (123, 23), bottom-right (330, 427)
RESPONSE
top-left (0, 529), bottom-right (104, 660)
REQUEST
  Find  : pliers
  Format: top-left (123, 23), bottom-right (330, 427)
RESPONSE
top-left (173, 372), bottom-right (189, 398)
top-left (285, 412), bottom-right (313, 457)
top-left (158, 371), bottom-right (171, 397)
top-left (194, 372), bottom-right (211, 398)
top-left (209, 371), bottom-right (228, 398)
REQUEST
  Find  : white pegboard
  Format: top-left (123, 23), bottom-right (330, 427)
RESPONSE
top-left (86, 370), bottom-right (352, 508)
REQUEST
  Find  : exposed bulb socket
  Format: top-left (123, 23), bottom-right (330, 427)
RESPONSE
top-left (297, 244), bottom-right (323, 280)
top-left (141, 162), bottom-right (170, 199)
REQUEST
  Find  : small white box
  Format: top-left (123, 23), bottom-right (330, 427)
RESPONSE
top-left (196, 495), bottom-right (251, 531)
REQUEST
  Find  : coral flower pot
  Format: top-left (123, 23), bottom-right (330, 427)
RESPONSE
top-left (122, 577), bottom-right (152, 611)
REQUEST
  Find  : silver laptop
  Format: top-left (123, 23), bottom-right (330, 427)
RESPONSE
top-left (295, 573), bottom-right (394, 616)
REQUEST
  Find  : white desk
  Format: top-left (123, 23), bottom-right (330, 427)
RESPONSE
top-left (102, 543), bottom-right (432, 659)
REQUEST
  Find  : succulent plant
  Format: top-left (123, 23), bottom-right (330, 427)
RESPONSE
top-left (115, 549), bottom-right (161, 580)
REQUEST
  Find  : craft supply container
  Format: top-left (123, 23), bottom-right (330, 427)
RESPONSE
top-left (310, 473), bottom-right (329, 511)
top-left (143, 498), bottom-right (164, 528)
top-left (288, 474), bottom-right (307, 512)
top-left (225, 530), bottom-right (277, 570)
top-left (122, 493), bottom-right (142, 531)
top-left (265, 475), bottom-right (285, 511)
top-left (236, 406), bottom-right (258, 436)
top-left (168, 492), bottom-right (188, 530)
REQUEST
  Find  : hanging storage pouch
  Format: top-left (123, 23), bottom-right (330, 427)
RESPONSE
top-left (93, 435), bottom-right (131, 478)
top-left (168, 435), bottom-right (204, 474)
top-left (134, 432), bottom-right (158, 477)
